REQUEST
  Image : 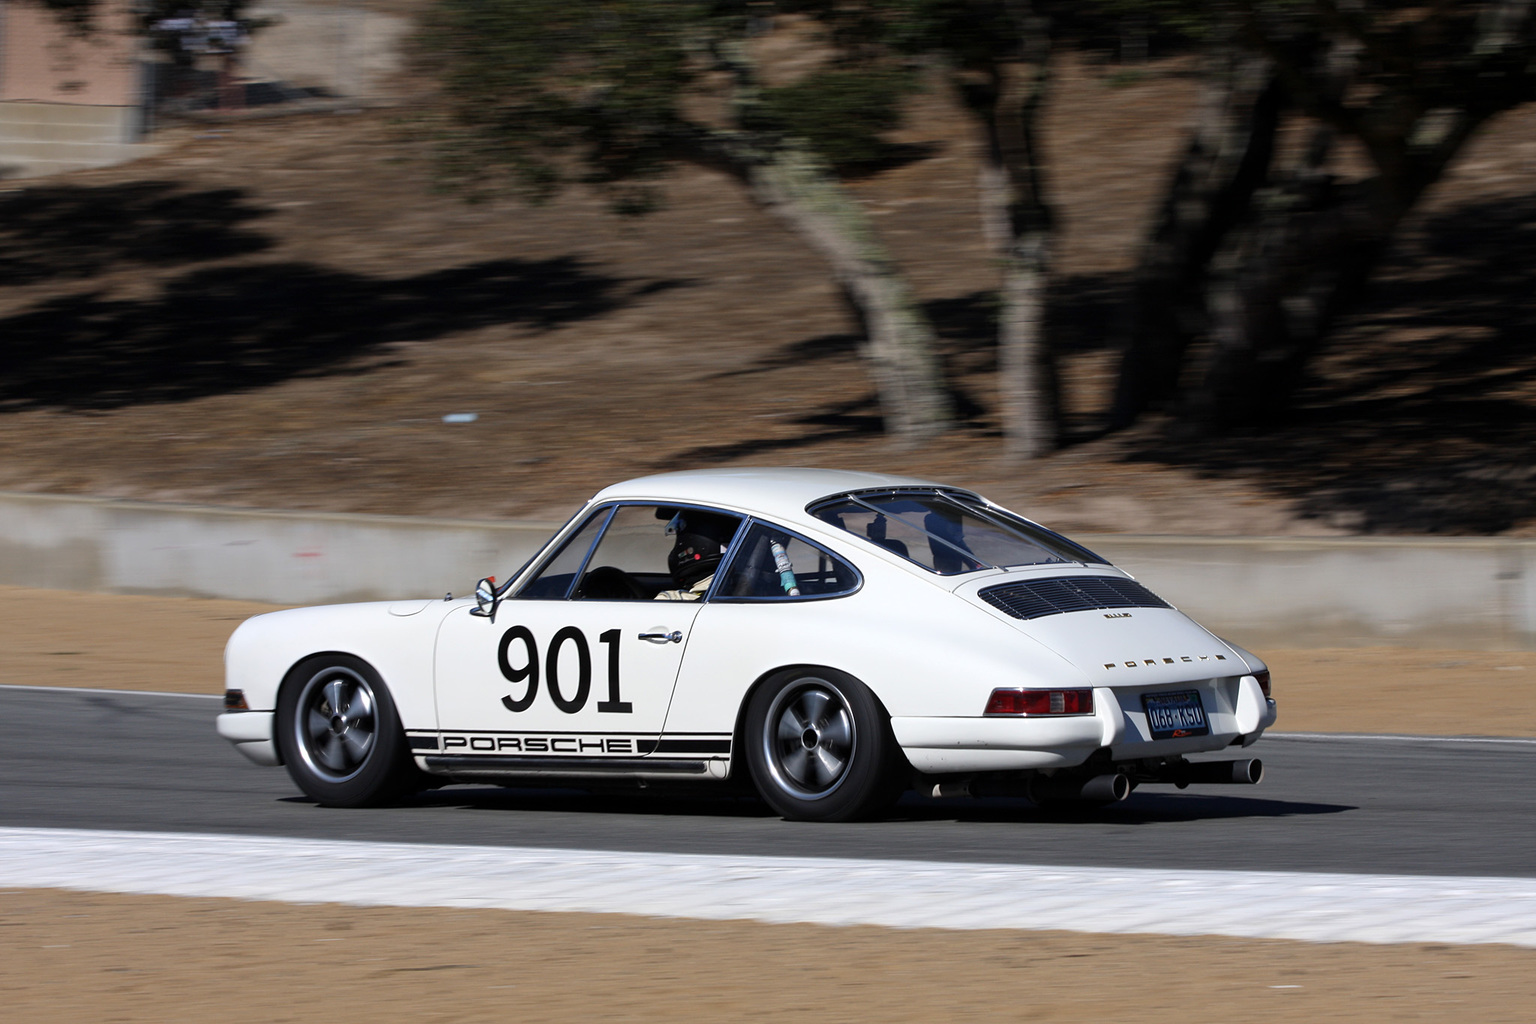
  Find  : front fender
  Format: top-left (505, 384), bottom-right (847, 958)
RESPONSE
top-left (222, 600), bottom-right (462, 730)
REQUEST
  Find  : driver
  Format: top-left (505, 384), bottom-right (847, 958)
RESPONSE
top-left (655, 510), bottom-right (737, 601)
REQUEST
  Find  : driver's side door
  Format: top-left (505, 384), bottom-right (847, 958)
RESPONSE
top-left (432, 504), bottom-right (736, 765)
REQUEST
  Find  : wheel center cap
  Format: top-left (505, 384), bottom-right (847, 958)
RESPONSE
top-left (801, 728), bottom-right (819, 749)
top-left (330, 714), bottom-right (346, 735)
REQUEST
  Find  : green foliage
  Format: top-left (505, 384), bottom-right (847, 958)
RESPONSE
top-left (755, 67), bottom-right (915, 169)
top-left (877, 0), bottom-right (1026, 69)
top-left (415, 0), bottom-right (927, 204)
top-left (1093, 0), bottom-right (1218, 43)
top-left (415, 0), bottom-right (708, 206)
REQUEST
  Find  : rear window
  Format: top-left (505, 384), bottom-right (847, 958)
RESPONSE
top-left (809, 490), bottom-right (1105, 576)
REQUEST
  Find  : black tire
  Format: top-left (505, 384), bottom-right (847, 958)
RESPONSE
top-left (743, 668), bottom-right (898, 822)
top-left (275, 654), bottom-right (418, 807)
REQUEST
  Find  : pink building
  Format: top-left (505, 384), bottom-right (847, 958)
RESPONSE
top-left (0, 0), bottom-right (152, 178)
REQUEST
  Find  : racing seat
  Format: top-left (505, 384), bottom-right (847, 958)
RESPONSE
top-left (577, 565), bottom-right (649, 600)
top-left (866, 514), bottom-right (909, 558)
top-left (925, 512), bottom-right (981, 574)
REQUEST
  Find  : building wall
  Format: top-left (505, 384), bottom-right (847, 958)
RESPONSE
top-left (0, 1), bottom-right (151, 176)
top-left (0, 0), bottom-right (140, 106)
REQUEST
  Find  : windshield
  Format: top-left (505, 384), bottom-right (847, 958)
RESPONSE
top-left (809, 490), bottom-right (1106, 576)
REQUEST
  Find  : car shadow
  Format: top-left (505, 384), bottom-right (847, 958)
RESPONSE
top-left (402, 784), bottom-right (779, 819)
top-left (278, 784), bottom-right (1353, 824)
top-left (894, 791), bottom-right (1356, 824)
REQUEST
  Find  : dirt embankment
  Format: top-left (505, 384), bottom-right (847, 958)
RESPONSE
top-left (2, 55), bottom-right (1535, 536)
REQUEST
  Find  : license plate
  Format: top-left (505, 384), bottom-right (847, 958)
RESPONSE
top-left (1142, 689), bottom-right (1209, 740)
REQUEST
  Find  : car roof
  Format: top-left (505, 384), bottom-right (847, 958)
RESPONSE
top-left (590, 467), bottom-right (960, 524)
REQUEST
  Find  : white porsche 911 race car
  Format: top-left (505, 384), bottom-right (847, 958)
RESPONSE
top-left (218, 468), bottom-right (1276, 821)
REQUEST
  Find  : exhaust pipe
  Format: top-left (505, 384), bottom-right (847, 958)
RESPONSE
top-left (1028, 772), bottom-right (1131, 804)
top-left (1156, 758), bottom-right (1263, 787)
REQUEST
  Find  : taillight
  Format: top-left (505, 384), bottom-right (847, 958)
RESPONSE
top-left (223, 689), bottom-right (249, 711)
top-left (1254, 670), bottom-right (1271, 698)
top-left (984, 688), bottom-right (1093, 716)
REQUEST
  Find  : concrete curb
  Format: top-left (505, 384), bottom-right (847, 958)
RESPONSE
top-left (4, 827), bottom-right (1535, 946)
top-left (2, 490), bottom-right (1533, 649)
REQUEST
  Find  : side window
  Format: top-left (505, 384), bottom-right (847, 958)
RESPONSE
top-left (516, 507), bottom-right (613, 599)
top-left (574, 505), bottom-right (743, 601)
top-left (716, 523), bottom-right (860, 600)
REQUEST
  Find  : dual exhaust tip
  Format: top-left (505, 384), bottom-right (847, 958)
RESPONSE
top-left (928, 758), bottom-right (1264, 803)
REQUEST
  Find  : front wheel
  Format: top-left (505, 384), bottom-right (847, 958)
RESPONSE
top-left (743, 669), bottom-right (898, 822)
top-left (275, 654), bottom-right (417, 807)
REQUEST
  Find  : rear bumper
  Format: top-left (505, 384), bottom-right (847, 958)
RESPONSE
top-left (891, 677), bottom-right (1277, 774)
top-left (215, 711), bottom-right (281, 767)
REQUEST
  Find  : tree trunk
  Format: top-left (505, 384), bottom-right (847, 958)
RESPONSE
top-left (962, 4), bottom-right (1057, 460)
top-left (1189, 132), bottom-right (1361, 425)
top-left (978, 87), bottom-right (1056, 459)
top-left (740, 143), bottom-right (952, 440)
top-left (701, 39), bottom-right (951, 442)
top-left (1191, 32), bottom-right (1513, 426)
top-left (1178, 4), bottom-right (1536, 427)
top-left (1192, 146), bottom-right (1449, 426)
top-left (1109, 48), bottom-right (1282, 430)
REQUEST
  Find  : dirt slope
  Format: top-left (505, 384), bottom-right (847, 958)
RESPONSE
top-left (2, 53), bottom-right (1534, 535)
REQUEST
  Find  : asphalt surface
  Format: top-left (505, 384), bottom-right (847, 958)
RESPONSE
top-left (4, 686), bottom-right (1532, 878)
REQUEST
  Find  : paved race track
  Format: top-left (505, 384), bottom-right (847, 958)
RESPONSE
top-left (4, 686), bottom-right (1532, 878)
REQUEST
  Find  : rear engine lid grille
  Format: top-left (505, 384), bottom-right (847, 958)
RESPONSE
top-left (979, 575), bottom-right (1171, 621)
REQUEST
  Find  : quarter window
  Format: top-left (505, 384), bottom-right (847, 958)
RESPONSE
top-left (716, 523), bottom-right (860, 600)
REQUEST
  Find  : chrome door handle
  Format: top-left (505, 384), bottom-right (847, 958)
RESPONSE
top-left (639, 630), bottom-right (683, 644)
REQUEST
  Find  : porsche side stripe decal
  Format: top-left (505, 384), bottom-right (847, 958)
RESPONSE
top-left (410, 732), bottom-right (731, 757)
top-left (425, 755), bottom-right (710, 775)
top-left (410, 729), bottom-right (731, 738)
top-left (651, 739), bottom-right (731, 754)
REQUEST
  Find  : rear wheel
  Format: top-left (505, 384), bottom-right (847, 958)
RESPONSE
top-left (275, 654), bottom-right (417, 807)
top-left (744, 669), bottom-right (898, 822)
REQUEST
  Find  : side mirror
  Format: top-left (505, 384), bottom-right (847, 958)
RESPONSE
top-left (470, 576), bottom-right (501, 621)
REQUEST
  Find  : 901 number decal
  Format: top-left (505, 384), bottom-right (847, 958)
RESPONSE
top-left (498, 625), bottom-right (633, 715)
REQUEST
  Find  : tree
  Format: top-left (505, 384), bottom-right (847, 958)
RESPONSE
top-left (895, 0), bottom-right (1059, 458)
top-left (1113, 1), bottom-right (1536, 430)
top-left (415, 0), bottom-right (952, 440)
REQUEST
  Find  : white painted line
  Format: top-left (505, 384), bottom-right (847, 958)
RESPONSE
top-left (0, 683), bottom-right (221, 699)
top-left (2, 827), bottom-right (1534, 947)
top-left (1269, 731), bottom-right (1536, 746)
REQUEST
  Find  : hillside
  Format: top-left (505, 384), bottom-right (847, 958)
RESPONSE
top-left (2, 53), bottom-right (1533, 535)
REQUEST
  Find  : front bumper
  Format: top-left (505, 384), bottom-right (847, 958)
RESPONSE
top-left (891, 676), bottom-right (1277, 774)
top-left (215, 711), bottom-right (281, 767)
